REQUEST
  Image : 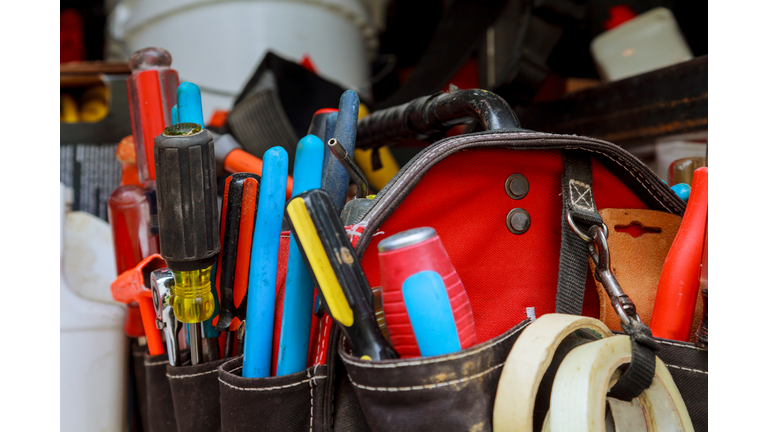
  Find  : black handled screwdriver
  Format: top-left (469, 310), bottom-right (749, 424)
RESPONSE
top-left (154, 122), bottom-right (220, 365)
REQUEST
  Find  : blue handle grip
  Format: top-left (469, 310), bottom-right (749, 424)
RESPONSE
top-left (177, 82), bottom-right (205, 127)
top-left (242, 146), bottom-right (289, 378)
top-left (276, 135), bottom-right (326, 376)
top-left (321, 91), bottom-right (359, 214)
top-left (171, 105), bottom-right (179, 125)
top-left (402, 270), bottom-right (462, 357)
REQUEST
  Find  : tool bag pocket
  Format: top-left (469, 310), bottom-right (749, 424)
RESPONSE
top-left (654, 338), bottom-right (708, 431)
top-left (143, 352), bottom-right (182, 432)
top-left (338, 319), bottom-right (531, 432)
top-left (217, 356), bottom-right (329, 432)
top-left (167, 357), bottom-right (230, 432)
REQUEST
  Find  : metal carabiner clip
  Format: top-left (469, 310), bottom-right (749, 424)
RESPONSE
top-left (586, 225), bottom-right (641, 329)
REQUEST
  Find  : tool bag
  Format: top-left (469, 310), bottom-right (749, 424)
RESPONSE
top-left (135, 93), bottom-right (707, 431)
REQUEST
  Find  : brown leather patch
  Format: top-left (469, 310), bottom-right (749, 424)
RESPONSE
top-left (590, 208), bottom-right (704, 342)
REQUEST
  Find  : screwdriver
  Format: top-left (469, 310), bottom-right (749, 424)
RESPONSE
top-left (242, 146), bottom-right (289, 378)
top-left (126, 47), bottom-right (178, 255)
top-left (286, 188), bottom-right (398, 361)
top-left (177, 82), bottom-right (206, 126)
top-left (108, 185), bottom-right (154, 340)
top-left (378, 227), bottom-right (477, 358)
top-left (321, 90), bottom-right (360, 215)
top-left (108, 184), bottom-right (153, 275)
top-left (276, 134), bottom-right (325, 376)
top-left (214, 173), bottom-right (260, 357)
top-left (126, 47), bottom-right (178, 184)
top-left (154, 122), bottom-right (220, 364)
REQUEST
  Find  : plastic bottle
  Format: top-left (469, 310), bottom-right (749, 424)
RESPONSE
top-left (590, 6), bottom-right (693, 82)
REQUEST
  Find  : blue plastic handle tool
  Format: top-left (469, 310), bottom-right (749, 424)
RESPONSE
top-left (171, 105), bottom-right (179, 125)
top-left (242, 146), bottom-right (289, 378)
top-left (201, 260), bottom-right (221, 339)
top-left (671, 183), bottom-right (691, 202)
top-left (176, 82), bottom-right (205, 127)
top-left (402, 270), bottom-right (462, 357)
top-left (276, 135), bottom-right (325, 376)
top-left (321, 91), bottom-right (359, 215)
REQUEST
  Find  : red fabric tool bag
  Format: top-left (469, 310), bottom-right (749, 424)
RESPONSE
top-left (352, 132), bottom-right (682, 344)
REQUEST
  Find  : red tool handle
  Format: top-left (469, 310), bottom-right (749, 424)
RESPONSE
top-left (650, 167), bottom-right (708, 341)
top-left (127, 70), bottom-right (166, 183)
top-left (378, 232), bottom-right (476, 358)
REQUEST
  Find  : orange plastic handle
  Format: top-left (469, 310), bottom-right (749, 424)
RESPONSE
top-left (223, 149), bottom-right (293, 199)
top-left (110, 254), bottom-right (167, 354)
top-left (650, 167), bottom-right (708, 341)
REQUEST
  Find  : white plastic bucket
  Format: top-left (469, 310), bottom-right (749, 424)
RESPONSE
top-left (110, 0), bottom-right (376, 123)
top-left (60, 183), bottom-right (128, 432)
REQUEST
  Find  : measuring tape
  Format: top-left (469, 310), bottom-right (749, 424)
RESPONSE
top-left (494, 314), bottom-right (693, 432)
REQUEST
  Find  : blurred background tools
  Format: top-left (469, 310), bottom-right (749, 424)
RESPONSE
top-left (287, 188), bottom-right (398, 361)
top-left (378, 227), bottom-right (477, 358)
top-left (154, 123), bottom-right (220, 364)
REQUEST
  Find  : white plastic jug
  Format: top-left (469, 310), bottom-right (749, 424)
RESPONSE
top-left (590, 7), bottom-right (693, 82)
top-left (60, 183), bottom-right (128, 432)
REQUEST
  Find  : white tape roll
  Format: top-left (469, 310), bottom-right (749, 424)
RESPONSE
top-left (548, 335), bottom-right (694, 432)
top-left (493, 314), bottom-right (613, 432)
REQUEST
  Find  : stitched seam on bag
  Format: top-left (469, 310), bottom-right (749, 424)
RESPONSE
top-left (145, 360), bottom-right (169, 366)
top-left (654, 339), bottom-right (708, 352)
top-left (313, 317), bottom-right (331, 366)
top-left (359, 134), bottom-right (678, 253)
top-left (308, 369), bottom-right (313, 432)
top-left (565, 146), bottom-right (674, 213)
top-left (166, 368), bottom-right (219, 379)
top-left (664, 364), bottom-right (708, 375)
top-left (218, 376), bottom-right (327, 392)
top-left (343, 322), bottom-right (527, 368)
top-left (348, 362), bottom-right (505, 392)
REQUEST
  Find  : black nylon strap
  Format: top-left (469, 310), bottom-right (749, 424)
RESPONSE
top-left (556, 150), bottom-right (659, 399)
top-left (555, 151), bottom-right (600, 315)
top-left (609, 322), bottom-right (662, 401)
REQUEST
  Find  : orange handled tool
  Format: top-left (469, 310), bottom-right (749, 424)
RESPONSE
top-left (111, 254), bottom-right (169, 355)
top-left (650, 167), bottom-right (708, 341)
top-left (213, 133), bottom-right (293, 199)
